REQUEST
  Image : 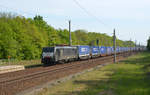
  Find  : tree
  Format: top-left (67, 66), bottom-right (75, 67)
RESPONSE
top-left (33, 15), bottom-right (48, 30)
top-left (74, 30), bottom-right (89, 45)
top-left (0, 12), bottom-right (136, 60)
top-left (147, 37), bottom-right (150, 50)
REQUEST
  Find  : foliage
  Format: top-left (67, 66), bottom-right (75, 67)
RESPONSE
top-left (147, 37), bottom-right (150, 50)
top-left (0, 12), bottom-right (135, 60)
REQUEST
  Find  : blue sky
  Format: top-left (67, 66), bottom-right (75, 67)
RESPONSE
top-left (0, 0), bottom-right (150, 45)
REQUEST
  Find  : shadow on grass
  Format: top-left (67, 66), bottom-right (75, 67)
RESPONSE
top-left (57, 72), bottom-right (150, 95)
top-left (120, 52), bottom-right (150, 65)
top-left (52, 52), bottom-right (150, 95)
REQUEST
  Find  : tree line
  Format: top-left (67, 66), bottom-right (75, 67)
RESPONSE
top-left (0, 12), bottom-right (135, 60)
top-left (147, 37), bottom-right (150, 50)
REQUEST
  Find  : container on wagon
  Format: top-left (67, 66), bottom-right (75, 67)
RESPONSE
top-left (100, 46), bottom-right (107, 56)
top-left (91, 46), bottom-right (100, 57)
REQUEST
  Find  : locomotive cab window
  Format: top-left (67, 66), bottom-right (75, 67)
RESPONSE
top-left (42, 47), bottom-right (54, 52)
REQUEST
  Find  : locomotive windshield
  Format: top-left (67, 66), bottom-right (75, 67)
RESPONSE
top-left (42, 47), bottom-right (54, 52)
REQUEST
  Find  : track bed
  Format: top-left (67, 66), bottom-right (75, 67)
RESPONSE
top-left (0, 52), bottom-right (137, 95)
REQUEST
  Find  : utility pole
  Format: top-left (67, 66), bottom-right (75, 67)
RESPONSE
top-left (135, 40), bottom-right (137, 47)
top-left (130, 38), bottom-right (132, 53)
top-left (135, 40), bottom-right (137, 51)
top-left (69, 20), bottom-right (72, 46)
top-left (96, 39), bottom-right (99, 46)
top-left (139, 42), bottom-right (140, 51)
top-left (113, 29), bottom-right (116, 63)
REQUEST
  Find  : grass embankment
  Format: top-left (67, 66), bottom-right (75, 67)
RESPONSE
top-left (0, 59), bottom-right (42, 68)
top-left (36, 52), bottom-right (150, 95)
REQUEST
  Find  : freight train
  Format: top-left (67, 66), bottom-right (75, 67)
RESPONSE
top-left (41, 45), bottom-right (145, 65)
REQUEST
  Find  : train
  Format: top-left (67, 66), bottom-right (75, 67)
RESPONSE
top-left (41, 45), bottom-right (146, 65)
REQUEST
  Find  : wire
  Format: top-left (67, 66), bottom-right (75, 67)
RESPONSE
top-left (72, 0), bottom-right (112, 29)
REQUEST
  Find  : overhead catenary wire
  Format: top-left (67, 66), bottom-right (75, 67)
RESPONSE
top-left (0, 1), bottom-right (112, 30)
top-left (72, 0), bottom-right (112, 29)
top-left (0, 1), bottom-right (111, 28)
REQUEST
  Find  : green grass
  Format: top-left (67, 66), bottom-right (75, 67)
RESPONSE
top-left (0, 59), bottom-right (42, 68)
top-left (109, 52), bottom-right (150, 95)
top-left (34, 52), bottom-right (150, 95)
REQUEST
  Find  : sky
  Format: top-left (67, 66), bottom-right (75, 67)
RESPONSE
top-left (0, 0), bottom-right (150, 45)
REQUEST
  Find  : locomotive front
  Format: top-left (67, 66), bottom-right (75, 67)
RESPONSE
top-left (41, 47), bottom-right (55, 64)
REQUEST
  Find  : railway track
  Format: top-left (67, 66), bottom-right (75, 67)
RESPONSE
top-left (0, 56), bottom-right (113, 84)
top-left (0, 52), bottom-right (136, 95)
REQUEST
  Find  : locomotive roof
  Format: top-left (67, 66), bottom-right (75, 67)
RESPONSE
top-left (55, 46), bottom-right (77, 48)
top-left (43, 46), bottom-right (77, 49)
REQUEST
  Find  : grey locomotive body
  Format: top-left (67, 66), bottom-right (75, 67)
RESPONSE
top-left (42, 46), bottom-right (78, 64)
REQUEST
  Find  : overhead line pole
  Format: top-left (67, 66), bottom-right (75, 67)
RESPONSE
top-left (113, 29), bottom-right (116, 63)
top-left (130, 38), bottom-right (132, 54)
top-left (139, 42), bottom-right (140, 51)
top-left (69, 20), bottom-right (72, 46)
top-left (135, 40), bottom-right (137, 47)
top-left (135, 40), bottom-right (137, 51)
